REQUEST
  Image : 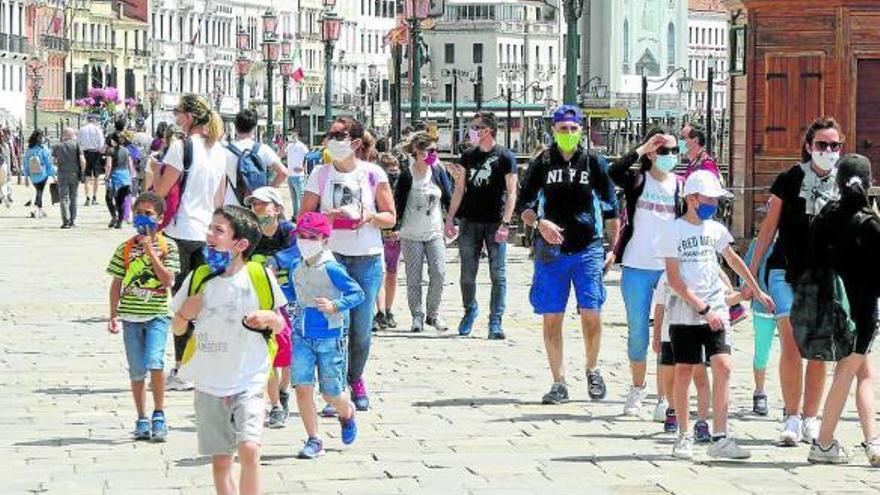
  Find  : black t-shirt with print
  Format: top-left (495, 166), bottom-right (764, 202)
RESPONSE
top-left (457, 144), bottom-right (517, 223)
top-left (252, 220), bottom-right (295, 258)
top-left (767, 163), bottom-right (837, 283)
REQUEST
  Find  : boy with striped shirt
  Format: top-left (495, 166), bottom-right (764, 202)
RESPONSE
top-left (106, 192), bottom-right (180, 441)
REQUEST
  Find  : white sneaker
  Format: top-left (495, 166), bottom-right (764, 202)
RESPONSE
top-left (673, 434), bottom-right (694, 460)
top-left (801, 416), bottom-right (820, 445)
top-left (808, 439), bottom-right (850, 464)
top-left (863, 438), bottom-right (880, 467)
top-left (165, 369), bottom-right (194, 391)
top-left (653, 399), bottom-right (669, 423)
top-left (708, 437), bottom-right (751, 459)
top-left (779, 415), bottom-right (802, 446)
top-left (623, 385), bottom-right (648, 416)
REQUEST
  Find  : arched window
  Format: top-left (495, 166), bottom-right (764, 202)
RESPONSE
top-left (623, 19), bottom-right (630, 74)
top-left (668, 22), bottom-right (676, 73)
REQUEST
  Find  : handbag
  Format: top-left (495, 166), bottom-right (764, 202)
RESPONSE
top-left (49, 182), bottom-right (60, 205)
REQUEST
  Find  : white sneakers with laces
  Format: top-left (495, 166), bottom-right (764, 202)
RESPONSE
top-left (673, 434), bottom-right (694, 460)
top-left (863, 438), bottom-right (880, 467)
top-left (779, 415), bottom-right (802, 446)
top-left (708, 437), bottom-right (751, 459)
top-left (808, 439), bottom-right (850, 464)
top-left (623, 385), bottom-right (648, 416)
top-left (653, 398), bottom-right (669, 423)
top-left (801, 416), bottom-right (820, 445)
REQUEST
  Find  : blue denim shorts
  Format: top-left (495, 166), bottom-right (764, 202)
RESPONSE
top-left (122, 316), bottom-right (169, 381)
top-left (768, 269), bottom-right (794, 319)
top-left (530, 241), bottom-right (606, 314)
top-left (292, 334), bottom-right (346, 397)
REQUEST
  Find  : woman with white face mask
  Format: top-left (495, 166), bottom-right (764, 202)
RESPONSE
top-left (300, 116), bottom-right (397, 414)
top-left (747, 116), bottom-right (844, 448)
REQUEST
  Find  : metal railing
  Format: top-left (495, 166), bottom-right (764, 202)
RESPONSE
top-left (74, 41), bottom-right (114, 51)
top-left (41, 35), bottom-right (70, 52)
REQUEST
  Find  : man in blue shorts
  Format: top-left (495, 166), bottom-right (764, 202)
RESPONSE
top-left (518, 105), bottom-right (620, 404)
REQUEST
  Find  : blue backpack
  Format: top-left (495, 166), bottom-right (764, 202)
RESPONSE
top-left (226, 141), bottom-right (268, 204)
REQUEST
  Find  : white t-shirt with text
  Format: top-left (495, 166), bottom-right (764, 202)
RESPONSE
top-left (304, 161), bottom-right (389, 256)
top-left (163, 135), bottom-right (227, 241)
top-left (223, 138), bottom-right (282, 206)
top-left (286, 141), bottom-right (309, 176)
top-left (170, 267), bottom-right (288, 397)
top-left (657, 218), bottom-right (733, 327)
top-left (623, 172), bottom-right (678, 270)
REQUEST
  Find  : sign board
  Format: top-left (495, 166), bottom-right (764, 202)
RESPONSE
top-left (582, 107), bottom-right (629, 119)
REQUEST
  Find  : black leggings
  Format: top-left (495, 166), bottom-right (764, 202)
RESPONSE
top-left (168, 237), bottom-right (207, 363)
top-left (106, 185), bottom-right (130, 221)
top-left (33, 180), bottom-right (47, 208)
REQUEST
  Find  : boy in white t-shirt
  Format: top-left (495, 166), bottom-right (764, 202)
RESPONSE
top-left (658, 171), bottom-right (774, 461)
top-left (170, 205), bottom-right (287, 495)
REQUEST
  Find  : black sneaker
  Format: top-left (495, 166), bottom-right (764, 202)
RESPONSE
top-left (376, 311), bottom-right (390, 329)
top-left (372, 313), bottom-right (382, 332)
top-left (753, 392), bottom-right (769, 416)
top-left (542, 382), bottom-right (569, 404)
top-left (108, 218), bottom-right (118, 228)
top-left (587, 369), bottom-right (607, 400)
top-left (385, 311), bottom-right (398, 329)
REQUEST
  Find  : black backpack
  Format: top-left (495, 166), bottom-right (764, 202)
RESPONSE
top-left (790, 206), bottom-right (876, 361)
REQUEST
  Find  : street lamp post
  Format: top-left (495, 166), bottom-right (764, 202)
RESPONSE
top-left (27, 56), bottom-right (46, 133)
top-left (562, 0), bottom-right (584, 104)
top-left (442, 68), bottom-right (469, 152)
top-left (261, 8), bottom-right (281, 145)
top-left (707, 65), bottom-right (715, 153)
top-left (280, 34), bottom-right (294, 140)
top-left (641, 67), bottom-right (693, 138)
top-left (321, 4), bottom-right (342, 132)
top-left (368, 64), bottom-right (378, 131)
top-left (236, 26), bottom-right (251, 112)
top-left (405, 0), bottom-right (429, 125)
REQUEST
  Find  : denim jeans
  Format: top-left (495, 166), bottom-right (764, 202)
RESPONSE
top-left (122, 316), bottom-right (170, 381)
top-left (287, 175), bottom-right (304, 219)
top-left (457, 219), bottom-right (507, 326)
top-left (334, 253), bottom-right (383, 384)
top-left (620, 266), bottom-right (664, 362)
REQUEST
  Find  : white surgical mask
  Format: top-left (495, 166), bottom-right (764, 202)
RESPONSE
top-left (812, 150), bottom-right (840, 172)
top-left (468, 128), bottom-right (482, 144)
top-left (298, 238), bottom-right (324, 260)
top-left (326, 139), bottom-right (354, 162)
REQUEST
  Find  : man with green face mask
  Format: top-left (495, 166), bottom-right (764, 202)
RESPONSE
top-left (518, 105), bottom-right (621, 405)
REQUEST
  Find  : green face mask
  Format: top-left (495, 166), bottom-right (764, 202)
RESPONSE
top-left (554, 132), bottom-right (581, 153)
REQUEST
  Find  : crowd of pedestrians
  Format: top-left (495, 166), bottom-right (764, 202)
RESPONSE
top-left (6, 92), bottom-right (878, 494)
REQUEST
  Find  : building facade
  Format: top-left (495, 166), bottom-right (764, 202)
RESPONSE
top-left (0, 0), bottom-right (29, 127)
top-left (687, 0), bottom-right (728, 119)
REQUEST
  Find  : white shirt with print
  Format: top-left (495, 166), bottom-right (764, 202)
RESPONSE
top-left (657, 218), bottom-right (733, 327)
top-left (286, 141), bottom-right (309, 176)
top-left (400, 165), bottom-right (443, 242)
top-left (163, 135), bottom-right (227, 241)
top-left (623, 172), bottom-right (678, 270)
top-left (170, 267), bottom-right (288, 397)
top-left (304, 160), bottom-right (389, 256)
top-left (223, 138), bottom-right (282, 206)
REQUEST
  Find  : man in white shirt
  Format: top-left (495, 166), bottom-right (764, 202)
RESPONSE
top-left (78, 114), bottom-right (105, 206)
top-left (285, 130), bottom-right (309, 218)
top-left (222, 109), bottom-right (287, 207)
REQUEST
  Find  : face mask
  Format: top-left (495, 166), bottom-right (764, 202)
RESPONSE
top-left (696, 202), bottom-right (717, 220)
top-left (203, 246), bottom-right (232, 273)
top-left (424, 150), bottom-right (438, 166)
top-left (468, 129), bottom-right (482, 144)
top-left (554, 133), bottom-right (580, 153)
top-left (256, 214), bottom-right (274, 228)
top-left (812, 151), bottom-right (840, 172)
top-left (655, 154), bottom-right (678, 173)
top-left (298, 238), bottom-right (324, 260)
top-left (326, 139), bottom-right (354, 162)
top-left (133, 214), bottom-right (158, 235)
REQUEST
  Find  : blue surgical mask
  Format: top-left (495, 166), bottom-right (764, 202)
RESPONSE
top-left (696, 202), bottom-right (718, 220)
top-left (203, 246), bottom-right (232, 273)
top-left (656, 154), bottom-right (678, 173)
top-left (133, 214), bottom-right (158, 235)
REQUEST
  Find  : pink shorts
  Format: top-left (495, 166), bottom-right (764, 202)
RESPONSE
top-left (273, 309), bottom-right (292, 368)
top-left (384, 237), bottom-right (401, 274)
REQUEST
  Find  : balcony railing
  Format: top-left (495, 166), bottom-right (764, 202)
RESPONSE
top-left (131, 48), bottom-right (150, 57)
top-left (74, 40), bottom-right (114, 52)
top-left (1, 34), bottom-right (32, 55)
top-left (41, 35), bottom-right (70, 52)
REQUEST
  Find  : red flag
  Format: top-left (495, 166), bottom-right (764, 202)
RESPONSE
top-left (292, 67), bottom-right (304, 83)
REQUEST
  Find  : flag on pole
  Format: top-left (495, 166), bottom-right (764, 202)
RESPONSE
top-left (190, 23), bottom-right (201, 46)
top-left (291, 49), bottom-right (304, 83)
top-left (46, 4), bottom-right (63, 35)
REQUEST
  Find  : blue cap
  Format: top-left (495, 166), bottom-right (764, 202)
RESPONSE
top-left (552, 105), bottom-right (583, 125)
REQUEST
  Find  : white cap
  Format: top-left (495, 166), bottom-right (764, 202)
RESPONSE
top-left (683, 170), bottom-right (732, 198)
top-left (244, 186), bottom-right (284, 207)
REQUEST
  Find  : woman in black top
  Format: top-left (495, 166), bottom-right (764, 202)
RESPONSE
top-left (748, 117), bottom-right (842, 446)
top-left (807, 154), bottom-right (880, 465)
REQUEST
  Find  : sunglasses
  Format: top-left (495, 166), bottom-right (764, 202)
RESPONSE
top-left (326, 130), bottom-right (350, 140)
top-left (425, 148), bottom-right (438, 153)
top-left (469, 125), bottom-right (487, 131)
top-left (813, 140), bottom-right (842, 152)
top-left (656, 146), bottom-right (680, 156)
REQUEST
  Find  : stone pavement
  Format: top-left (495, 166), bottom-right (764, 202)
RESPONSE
top-left (1, 182), bottom-right (879, 495)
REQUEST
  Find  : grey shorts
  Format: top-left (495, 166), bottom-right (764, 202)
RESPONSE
top-left (194, 388), bottom-right (265, 456)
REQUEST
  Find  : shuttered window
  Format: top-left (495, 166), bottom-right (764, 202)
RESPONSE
top-left (764, 55), bottom-right (824, 153)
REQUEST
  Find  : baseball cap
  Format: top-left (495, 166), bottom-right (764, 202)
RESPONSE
top-left (552, 105), bottom-right (584, 126)
top-left (244, 187), bottom-right (284, 207)
top-left (683, 170), bottom-right (732, 198)
top-left (294, 211), bottom-right (332, 237)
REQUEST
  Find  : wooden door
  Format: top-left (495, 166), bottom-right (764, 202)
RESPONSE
top-left (857, 59), bottom-right (880, 184)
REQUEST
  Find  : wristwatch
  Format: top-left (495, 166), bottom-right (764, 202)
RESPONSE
top-left (698, 304), bottom-right (711, 316)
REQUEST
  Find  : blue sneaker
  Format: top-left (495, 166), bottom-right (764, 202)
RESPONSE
top-left (458, 308), bottom-right (479, 336)
top-left (321, 404), bottom-right (338, 417)
top-left (151, 411), bottom-right (167, 442)
top-left (134, 418), bottom-right (151, 440)
top-left (694, 420), bottom-right (712, 443)
top-left (488, 320), bottom-right (506, 340)
top-left (339, 412), bottom-right (358, 445)
top-left (298, 437), bottom-right (325, 459)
